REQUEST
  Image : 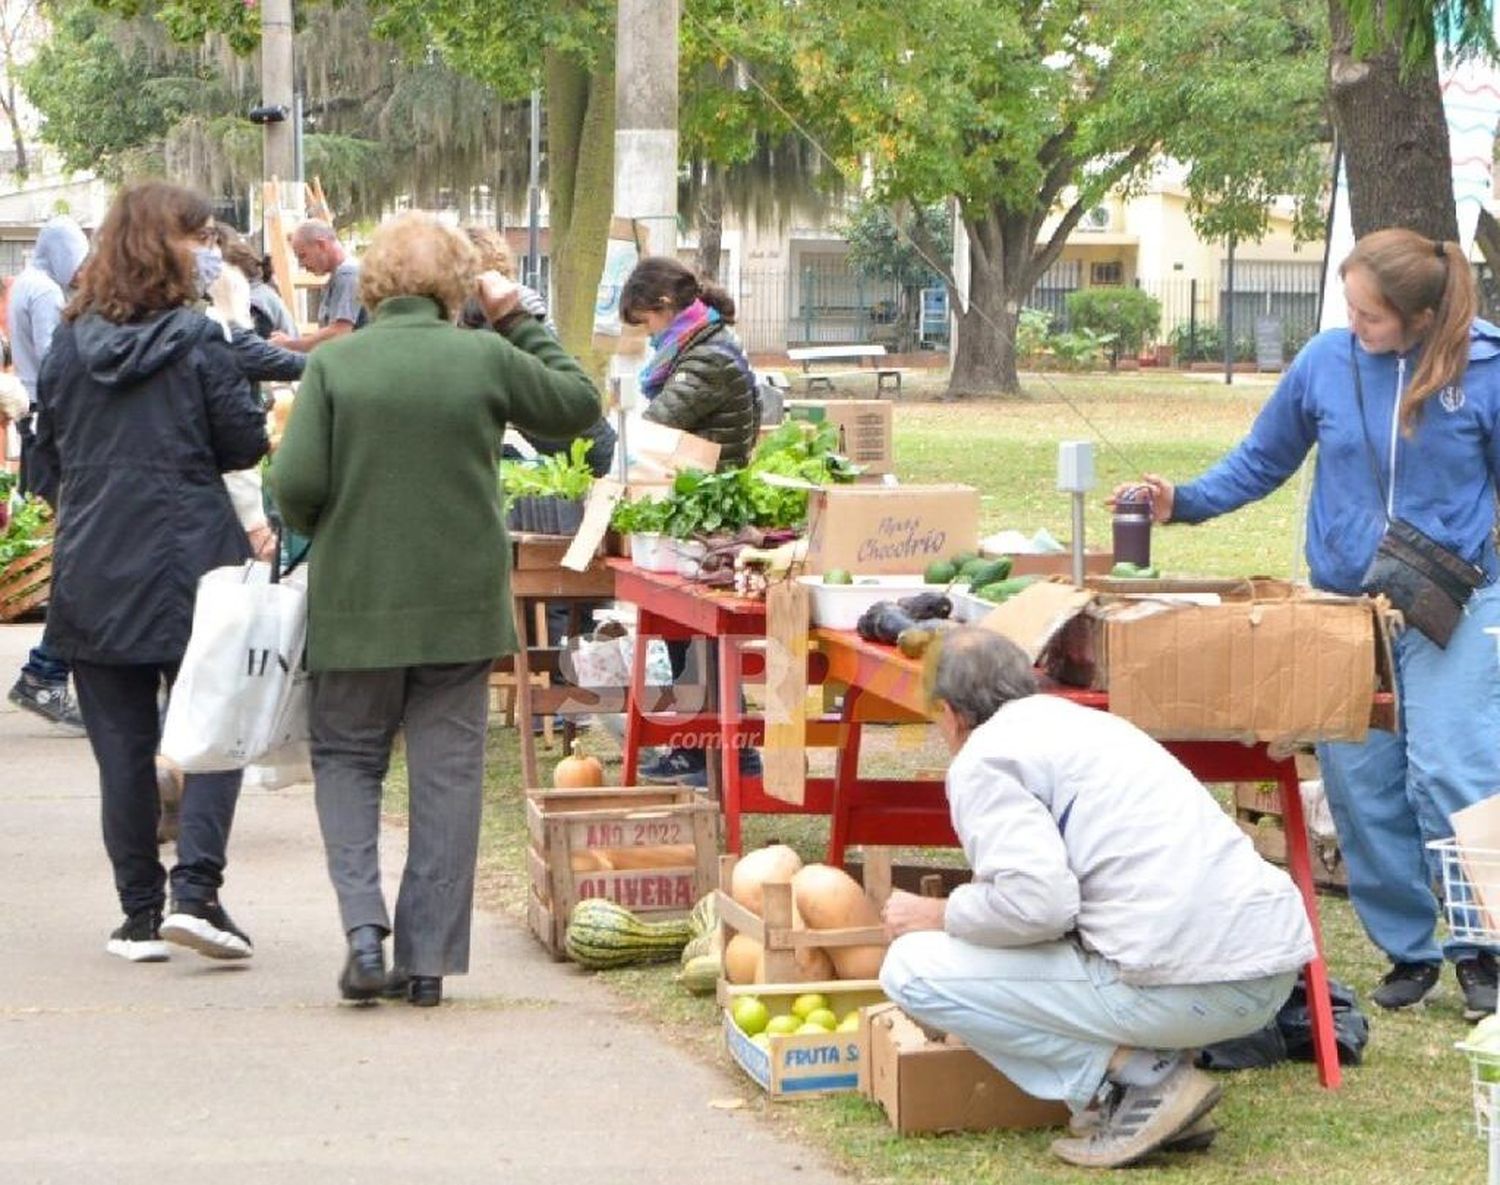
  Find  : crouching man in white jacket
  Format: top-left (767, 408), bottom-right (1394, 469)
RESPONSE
top-left (879, 629), bottom-right (1315, 1169)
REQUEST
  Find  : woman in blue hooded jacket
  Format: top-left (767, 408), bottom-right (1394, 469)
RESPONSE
top-left (1117, 227), bottom-right (1500, 1020)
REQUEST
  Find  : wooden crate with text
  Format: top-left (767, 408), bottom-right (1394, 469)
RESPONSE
top-left (526, 786), bottom-right (719, 959)
top-left (0, 541), bottom-right (52, 623)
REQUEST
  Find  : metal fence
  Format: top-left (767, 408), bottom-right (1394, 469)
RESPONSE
top-left (737, 259), bottom-right (949, 354)
top-left (1022, 261), bottom-right (1324, 364)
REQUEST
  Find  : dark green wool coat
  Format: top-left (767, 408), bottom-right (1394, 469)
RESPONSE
top-left (268, 296), bottom-right (601, 671)
top-left (642, 321), bottom-right (759, 470)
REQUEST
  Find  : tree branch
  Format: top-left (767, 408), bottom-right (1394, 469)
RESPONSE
top-left (1025, 143), bottom-right (1151, 290)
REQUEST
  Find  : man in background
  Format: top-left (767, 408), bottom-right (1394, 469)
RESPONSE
top-left (6, 216), bottom-right (89, 733)
top-left (272, 220), bottom-right (359, 352)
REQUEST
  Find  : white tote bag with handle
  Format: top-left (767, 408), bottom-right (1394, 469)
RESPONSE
top-left (161, 560), bottom-right (308, 772)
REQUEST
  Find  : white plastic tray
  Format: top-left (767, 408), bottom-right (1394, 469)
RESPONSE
top-left (797, 575), bottom-right (934, 630)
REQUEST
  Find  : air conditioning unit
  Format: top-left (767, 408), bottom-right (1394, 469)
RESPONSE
top-left (1084, 206), bottom-right (1111, 231)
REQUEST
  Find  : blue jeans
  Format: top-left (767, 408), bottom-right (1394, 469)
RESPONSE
top-left (22, 642), bottom-right (69, 684)
top-left (881, 932), bottom-right (1294, 1110)
top-left (1317, 582), bottom-right (1500, 965)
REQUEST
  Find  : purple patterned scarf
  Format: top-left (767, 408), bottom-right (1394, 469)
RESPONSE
top-left (639, 299), bottom-right (719, 398)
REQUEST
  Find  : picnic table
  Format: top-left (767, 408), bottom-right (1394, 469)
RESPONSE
top-left (787, 344), bottom-right (904, 394)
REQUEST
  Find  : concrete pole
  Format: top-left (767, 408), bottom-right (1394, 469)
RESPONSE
top-left (261, 0), bottom-right (295, 186)
top-left (614, 0), bottom-right (679, 260)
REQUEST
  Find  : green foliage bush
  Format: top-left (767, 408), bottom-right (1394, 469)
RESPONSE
top-left (1065, 287), bottom-right (1163, 361)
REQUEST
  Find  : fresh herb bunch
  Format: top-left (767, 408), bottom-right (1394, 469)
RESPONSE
top-left (661, 468), bottom-right (758, 539)
top-left (499, 438), bottom-right (595, 501)
top-left (0, 496), bottom-right (51, 567)
top-left (609, 496), bottom-right (671, 535)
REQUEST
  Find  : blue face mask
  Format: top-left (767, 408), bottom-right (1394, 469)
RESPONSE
top-left (193, 246), bottom-right (223, 296)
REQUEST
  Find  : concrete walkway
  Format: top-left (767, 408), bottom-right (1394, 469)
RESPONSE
top-left (0, 623), bottom-right (845, 1185)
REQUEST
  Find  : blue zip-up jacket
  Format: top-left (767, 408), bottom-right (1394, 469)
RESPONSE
top-left (1172, 323), bottom-right (1500, 595)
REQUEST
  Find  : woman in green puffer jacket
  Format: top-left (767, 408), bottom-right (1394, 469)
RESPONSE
top-left (621, 257), bottom-right (758, 471)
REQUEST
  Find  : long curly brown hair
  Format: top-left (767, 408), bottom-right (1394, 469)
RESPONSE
top-left (66, 181), bottom-right (213, 324)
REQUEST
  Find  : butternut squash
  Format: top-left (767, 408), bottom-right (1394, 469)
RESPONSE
top-left (730, 844), bottom-right (803, 915)
top-left (724, 933), bottom-right (765, 984)
top-left (792, 863), bottom-right (887, 980)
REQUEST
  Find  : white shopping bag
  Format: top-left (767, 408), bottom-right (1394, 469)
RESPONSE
top-left (161, 561), bottom-right (309, 772)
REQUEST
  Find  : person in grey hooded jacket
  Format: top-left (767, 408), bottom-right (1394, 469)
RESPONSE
top-left (6, 215), bottom-right (90, 732)
top-left (33, 181), bottom-right (268, 966)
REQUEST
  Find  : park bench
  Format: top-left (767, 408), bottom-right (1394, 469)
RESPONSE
top-left (786, 344), bottom-right (905, 395)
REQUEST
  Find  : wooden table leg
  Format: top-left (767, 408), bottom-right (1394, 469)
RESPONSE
top-left (826, 686), bottom-right (865, 867)
top-left (1277, 763), bottom-right (1343, 1090)
top-left (515, 593), bottom-right (539, 789)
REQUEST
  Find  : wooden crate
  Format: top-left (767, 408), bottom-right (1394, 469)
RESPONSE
top-left (1233, 777), bottom-right (1349, 893)
top-left (526, 786), bottom-right (719, 959)
top-left (0, 541), bottom-right (52, 623)
top-left (715, 848), bottom-right (894, 985)
top-left (720, 978), bottom-right (887, 1097)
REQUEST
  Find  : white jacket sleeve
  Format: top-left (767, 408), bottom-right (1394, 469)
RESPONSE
top-left (943, 746), bottom-right (1080, 947)
top-left (223, 468), bottom-right (268, 533)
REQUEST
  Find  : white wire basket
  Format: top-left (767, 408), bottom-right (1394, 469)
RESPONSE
top-left (1459, 1044), bottom-right (1500, 1137)
top-left (1429, 838), bottom-right (1500, 946)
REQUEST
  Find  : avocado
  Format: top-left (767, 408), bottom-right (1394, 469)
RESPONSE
top-left (1109, 562), bottom-right (1160, 580)
top-left (924, 560), bottom-right (958, 585)
top-left (823, 568), bottom-right (854, 585)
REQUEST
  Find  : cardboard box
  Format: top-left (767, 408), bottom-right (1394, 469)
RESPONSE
top-left (721, 979), bottom-right (887, 1097)
top-left (803, 484), bottom-right (980, 576)
top-left (858, 1004), bottom-right (1069, 1134)
top-left (786, 399), bottom-right (894, 474)
top-left (1033, 579), bottom-right (1390, 745)
top-left (627, 421), bottom-right (721, 481)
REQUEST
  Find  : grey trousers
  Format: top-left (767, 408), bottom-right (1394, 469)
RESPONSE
top-left (309, 660), bottom-right (491, 977)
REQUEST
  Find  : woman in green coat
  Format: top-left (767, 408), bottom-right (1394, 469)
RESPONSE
top-left (269, 212), bottom-right (600, 1006)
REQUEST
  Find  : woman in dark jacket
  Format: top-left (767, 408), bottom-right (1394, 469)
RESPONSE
top-left (621, 258), bottom-right (761, 787)
top-left (621, 257), bottom-right (758, 471)
top-left (33, 181), bottom-right (269, 964)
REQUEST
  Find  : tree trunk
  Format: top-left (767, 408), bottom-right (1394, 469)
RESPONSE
top-left (947, 211), bottom-right (1021, 397)
top-left (1328, 1), bottom-right (1458, 241)
top-left (546, 50), bottom-right (615, 364)
top-left (0, 89), bottom-right (26, 180)
top-left (696, 162), bottom-right (724, 280)
top-left (1475, 208), bottom-right (1500, 320)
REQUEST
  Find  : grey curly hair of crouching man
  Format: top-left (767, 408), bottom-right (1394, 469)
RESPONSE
top-left (930, 628), bottom-right (1038, 731)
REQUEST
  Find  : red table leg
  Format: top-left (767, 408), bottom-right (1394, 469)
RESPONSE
top-left (622, 608), bottom-right (655, 785)
top-left (1276, 764), bottom-right (1343, 1089)
top-left (826, 686), bottom-right (866, 867)
top-left (718, 634), bottom-right (746, 854)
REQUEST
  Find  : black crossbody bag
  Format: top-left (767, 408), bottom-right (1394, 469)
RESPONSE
top-left (1351, 337), bottom-right (1484, 647)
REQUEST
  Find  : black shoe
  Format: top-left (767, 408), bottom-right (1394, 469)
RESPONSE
top-left (161, 897), bottom-right (253, 960)
top-left (638, 748), bottom-right (707, 785)
top-left (1371, 960), bottom-right (1441, 1010)
top-left (106, 909), bottom-right (168, 963)
top-left (407, 975), bottom-right (443, 1007)
top-left (338, 925), bottom-right (388, 1001)
top-left (9, 673), bottom-right (85, 736)
top-left (1457, 953), bottom-right (1498, 1021)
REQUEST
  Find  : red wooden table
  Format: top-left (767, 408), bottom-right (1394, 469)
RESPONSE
top-left (814, 625), bottom-right (1345, 1091)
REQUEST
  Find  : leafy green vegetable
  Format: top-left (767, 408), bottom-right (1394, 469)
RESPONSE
top-left (0, 496), bottom-right (51, 567)
top-left (610, 496), bottom-right (671, 535)
top-left (744, 421), bottom-right (862, 528)
top-left (499, 438), bottom-right (595, 501)
top-left (661, 468), bottom-right (758, 539)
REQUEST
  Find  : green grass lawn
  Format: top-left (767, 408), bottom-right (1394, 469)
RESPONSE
top-left (390, 377), bottom-right (1481, 1185)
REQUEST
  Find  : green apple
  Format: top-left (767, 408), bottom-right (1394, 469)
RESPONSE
top-left (791, 992), bottom-right (830, 1020)
top-left (836, 1012), bottom-right (861, 1033)
top-left (794, 1022), bottom-right (829, 1036)
top-left (765, 1014), bottom-right (801, 1036)
top-left (732, 996), bottom-right (770, 1036)
top-left (805, 1008), bottom-right (838, 1031)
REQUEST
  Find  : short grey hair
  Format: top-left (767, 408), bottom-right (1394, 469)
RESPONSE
top-left (291, 219), bottom-right (338, 246)
top-left (930, 628), bottom-right (1037, 729)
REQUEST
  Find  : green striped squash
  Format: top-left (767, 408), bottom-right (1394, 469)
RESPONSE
top-left (564, 898), bottom-right (694, 970)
